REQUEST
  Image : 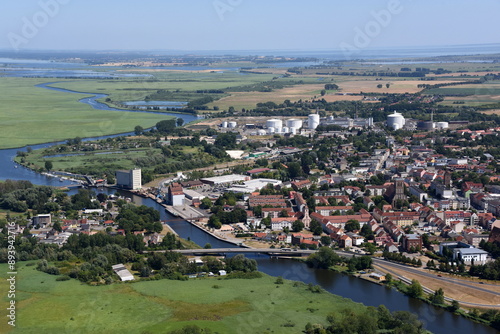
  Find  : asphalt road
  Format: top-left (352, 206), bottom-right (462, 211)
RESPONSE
top-left (373, 258), bottom-right (500, 308)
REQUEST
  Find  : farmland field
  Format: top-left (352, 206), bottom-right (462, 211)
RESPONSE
top-left (425, 82), bottom-right (500, 97)
top-left (0, 262), bottom-right (369, 334)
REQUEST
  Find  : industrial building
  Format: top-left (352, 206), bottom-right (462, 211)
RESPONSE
top-left (308, 114), bottom-right (320, 130)
top-left (323, 116), bottom-right (374, 128)
top-left (225, 178), bottom-right (283, 193)
top-left (167, 182), bottom-right (185, 206)
top-left (115, 169), bottom-right (142, 190)
top-left (200, 174), bottom-right (250, 185)
top-left (387, 112), bottom-right (406, 130)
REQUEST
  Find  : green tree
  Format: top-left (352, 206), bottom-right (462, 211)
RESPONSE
top-left (287, 162), bottom-right (303, 179)
top-left (214, 132), bottom-right (237, 149)
top-left (156, 119), bottom-right (176, 133)
top-left (52, 221), bottom-right (62, 232)
top-left (320, 235), bottom-right (332, 246)
top-left (407, 279), bottom-right (423, 298)
top-left (207, 215), bottom-right (221, 229)
top-left (449, 300), bottom-right (460, 312)
top-left (44, 161), bottom-right (53, 172)
top-left (176, 118), bottom-right (184, 127)
top-left (292, 220), bottom-right (304, 232)
top-left (200, 197), bottom-right (213, 209)
top-left (344, 219), bottom-right (360, 232)
top-left (134, 125), bottom-right (144, 135)
top-left (429, 288), bottom-right (445, 305)
top-left (306, 247), bottom-right (340, 269)
top-left (309, 220), bottom-right (323, 235)
top-left (362, 242), bottom-right (377, 255)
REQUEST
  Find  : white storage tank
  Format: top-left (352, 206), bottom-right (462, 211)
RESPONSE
top-left (267, 127), bottom-right (275, 134)
top-left (435, 122), bottom-right (449, 130)
top-left (290, 127), bottom-right (297, 134)
top-left (222, 121), bottom-right (228, 128)
top-left (266, 119), bottom-right (283, 130)
top-left (308, 114), bottom-right (320, 130)
top-left (228, 121), bottom-right (237, 128)
top-left (286, 118), bottom-right (303, 129)
top-left (257, 130), bottom-right (267, 136)
top-left (282, 127), bottom-right (289, 134)
top-left (387, 112), bottom-right (405, 130)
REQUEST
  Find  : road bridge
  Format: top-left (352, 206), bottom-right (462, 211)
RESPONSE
top-left (151, 248), bottom-right (317, 256)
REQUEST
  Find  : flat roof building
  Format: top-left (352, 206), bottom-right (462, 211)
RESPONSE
top-left (111, 264), bottom-right (135, 281)
top-left (200, 174), bottom-right (250, 185)
top-left (116, 169), bottom-right (142, 190)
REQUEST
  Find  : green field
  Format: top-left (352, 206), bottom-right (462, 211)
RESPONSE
top-left (46, 71), bottom-right (277, 103)
top-left (0, 77), bottom-right (172, 149)
top-left (21, 147), bottom-right (161, 173)
top-left (425, 83), bottom-right (500, 97)
top-left (0, 262), bottom-right (368, 334)
top-left (16, 139), bottom-right (206, 176)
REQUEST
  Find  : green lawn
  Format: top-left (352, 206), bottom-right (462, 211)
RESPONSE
top-left (0, 262), bottom-right (368, 334)
top-left (0, 77), bottom-right (172, 149)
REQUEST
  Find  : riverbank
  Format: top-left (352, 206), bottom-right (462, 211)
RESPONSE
top-left (373, 261), bottom-right (500, 309)
top-left (0, 77), bottom-right (178, 150)
top-left (164, 203), bottom-right (248, 248)
top-left (0, 261), bottom-right (401, 334)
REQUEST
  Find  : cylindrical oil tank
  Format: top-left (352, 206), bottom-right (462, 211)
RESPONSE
top-left (387, 112), bottom-right (405, 130)
top-left (222, 121), bottom-right (228, 128)
top-left (267, 127), bottom-right (275, 134)
top-left (282, 127), bottom-right (289, 134)
top-left (266, 119), bottom-right (283, 130)
top-left (290, 127), bottom-right (297, 134)
top-left (308, 114), bottom-right (320, 129)
top-left (257, 130), bottom-right (267, 135)
top-left (417, 121), bottom-right (434, 130)
top-left (436, 122), bottom-right (449, 129)
top-left (228, 121), bottom-right (237, 128)
top-left (286, 118), bottom-right (303, 129)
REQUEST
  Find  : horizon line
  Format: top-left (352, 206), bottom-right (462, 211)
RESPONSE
top-left (0, 42), bottom-right (499, 55)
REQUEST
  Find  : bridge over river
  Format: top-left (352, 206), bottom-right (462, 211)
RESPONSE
top-left (149, 248), bottom-right (318, 256)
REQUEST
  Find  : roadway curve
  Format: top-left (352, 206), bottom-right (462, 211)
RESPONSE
top-left (373, 258), bottom-right (500, 309)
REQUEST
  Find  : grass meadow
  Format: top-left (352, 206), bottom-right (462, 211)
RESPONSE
top-left (0, 262), bottom-right (367, 334)
top-left (0, 77), bottom-right (171, 149)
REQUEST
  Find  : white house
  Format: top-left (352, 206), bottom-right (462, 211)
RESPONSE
top-left (453, 248), bottom-right (489, 265)
top-left (271, 219), bottom-right (293, 231)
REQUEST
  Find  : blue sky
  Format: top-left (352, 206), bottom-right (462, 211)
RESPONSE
top-left (0, 0), bottom-right (499, 52)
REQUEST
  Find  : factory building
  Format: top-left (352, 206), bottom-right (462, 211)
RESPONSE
top-left (387, 112), bottom-right (405, 130)
top-left (116, 169), bottom-right (142, 190)
top-left (308, 114), bottom-right (320, 130)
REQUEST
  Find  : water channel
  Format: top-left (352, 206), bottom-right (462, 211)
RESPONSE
top-left (0, 81), bottom-right (496, 333)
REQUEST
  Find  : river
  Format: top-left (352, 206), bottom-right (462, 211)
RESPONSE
top-left (76, 188), bottom-right (494, 334)
top-left (0, 82), bottom-right (496, 333)
top-left (0, 82), bottom-right (199, 185)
